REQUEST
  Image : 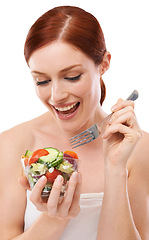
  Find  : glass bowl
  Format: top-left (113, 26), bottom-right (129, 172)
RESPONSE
top-left (21, 153), bottom-right (80, 198)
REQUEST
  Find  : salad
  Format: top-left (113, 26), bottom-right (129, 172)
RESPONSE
top-left (21, 147), bottom-right (79, 197)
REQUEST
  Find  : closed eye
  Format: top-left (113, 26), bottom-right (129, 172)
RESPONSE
top-left (64, 74), bottom-right (82, 81)
top-left (36, 80), bottom-right (50, 86)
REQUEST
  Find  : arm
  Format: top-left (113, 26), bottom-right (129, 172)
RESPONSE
top-left (96, 99), bottom-right (148, 240)
top-left (97, 166), bottom-right (141, 240)
top-left (127, 132), bottom-right (149, 239)
top-left (11, 214), bottom-right (70, 240)
top-left (0, 129), bottom-right (81, 240)
top-left (0, 130), bottom-right (27, 240)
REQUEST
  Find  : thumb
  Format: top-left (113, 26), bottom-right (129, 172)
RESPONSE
top-left (111, 98), bottom-right (123, 112)
top-left (18, 176), bottom-right (31, 190)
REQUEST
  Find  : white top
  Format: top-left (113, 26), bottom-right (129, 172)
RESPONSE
top-left (24, 190), bottom-right (104, 240)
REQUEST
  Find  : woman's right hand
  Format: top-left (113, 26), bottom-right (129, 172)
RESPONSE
top-left (19, 172), bottom-right (82, 220)
top-left (19, 175), bottom-right (31, 190)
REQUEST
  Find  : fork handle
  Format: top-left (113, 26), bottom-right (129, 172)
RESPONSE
top-left (126, 90), bottom-right (139, 101)
top-left (98, 90), bottom-right (139, 127)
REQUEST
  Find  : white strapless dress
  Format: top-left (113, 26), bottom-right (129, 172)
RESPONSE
top-left (24, 190), bottom-right (104, 240)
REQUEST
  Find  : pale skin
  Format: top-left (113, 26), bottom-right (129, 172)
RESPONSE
top-left (0, 41), bottom-right (149, 240)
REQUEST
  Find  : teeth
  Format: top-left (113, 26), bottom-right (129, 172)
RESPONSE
top-left (54, 102), bottom-right (77, 111)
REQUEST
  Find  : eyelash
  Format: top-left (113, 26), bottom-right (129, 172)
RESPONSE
top-left (36, 74), bottom-right (82, 86)
top-left (36, 80), bottom-right (50, 86)
top-left (64, 74), bottom-right (82, 81)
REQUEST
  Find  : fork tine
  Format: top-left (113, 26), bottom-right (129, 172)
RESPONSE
top-left (70, 128), bottom-right (91, 141)
top-left (70, 131), bottom-right (92, 143)
top-left (70, 134), bottom-right (94, 146)
top-left (71, 137), bottom-right (94, 149)
top-left (70, 124), bottom-right (99, 141)
top-left (70, 124), bottom-right (99, 148)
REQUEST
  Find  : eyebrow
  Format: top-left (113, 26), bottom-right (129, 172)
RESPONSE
top-left (60, 64), bottom-right (82, 73)
top-left (31, 64), bottom-right (82, 75)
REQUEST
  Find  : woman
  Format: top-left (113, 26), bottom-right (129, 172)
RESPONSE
top-left (0, 5), bottom-right (149, 240)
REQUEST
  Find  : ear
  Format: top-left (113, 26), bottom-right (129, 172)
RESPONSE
top-left (99, 52), bottom-right (111, 75)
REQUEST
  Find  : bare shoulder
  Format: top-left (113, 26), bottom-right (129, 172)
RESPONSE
top-left (127, 131), bottom-right (149, 238)
top-left (0, 120), bottom-right (34, 155)
top-left (0, 113), bottom-right (48, 152)
top-left (138, 130), bottom-right (149, 151)
top-left (0, 112), bottom-right (53, 164)
top-left (133, 130), bottom-right (149, 167)
top-left (0, 117), bottom-right (36, 177)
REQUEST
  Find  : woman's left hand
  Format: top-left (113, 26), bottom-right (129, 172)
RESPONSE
top-left (102, 98), bottom-right (142, 169)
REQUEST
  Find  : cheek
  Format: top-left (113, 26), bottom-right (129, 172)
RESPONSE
top-left (35, 86), bottom-right (49, 102)
top-left (92, 80), bottom-right (101, 101)
top-left (35, 87), bottom-right (42, 99)
top-left (78, 77), bottom-right (101, 102)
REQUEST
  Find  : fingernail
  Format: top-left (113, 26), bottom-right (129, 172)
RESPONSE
top-left (102, 133), bottom-right (106, 139)
top-left (40, 176), bottom-right (47, 182)
top-left (102, 134), bottom-right (105, 139)
top-left (108, 117), bottom-right (112, 124)
top-left (72, 172), bottom-right (78, 179)
top-left (56, 175), bottom-right (62, 182)
top-left (111, 105), bottom-right (117, 112)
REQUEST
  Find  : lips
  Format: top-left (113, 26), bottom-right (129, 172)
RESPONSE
top-left (52, 102), bottom-right (80, 120)
top-left (55, 102), bottom-right (78, 113)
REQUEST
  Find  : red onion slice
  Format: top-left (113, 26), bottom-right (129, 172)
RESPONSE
top-left (32, 174), bottom-right (45, 179)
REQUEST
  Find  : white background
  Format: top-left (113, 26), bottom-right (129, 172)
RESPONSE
top-left (0, 0), bottom-right (149, 133)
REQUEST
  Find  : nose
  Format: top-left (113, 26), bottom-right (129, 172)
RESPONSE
top-left (50, 81), bottom-right (68, 103)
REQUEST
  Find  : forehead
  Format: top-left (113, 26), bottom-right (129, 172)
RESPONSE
top-left (28, 41), bottom-right (95, 73)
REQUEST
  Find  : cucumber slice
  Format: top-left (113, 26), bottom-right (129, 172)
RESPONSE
top-left (39, 154), bottom-right (54, 163)
top-left (50, 157), bottom-right (63, 167)
top-left (38, 150), bottom-right (63, 169)
top-left (37, 158), bottom-right (45, 164)
top-left (50, 151), bottom-right (63, 167)
top-left (25, 150), bottom-right (32, 158)
top-left (44, 147), bottom-right (59, 157)
top-left (39, 147), bottom-right (60, 163)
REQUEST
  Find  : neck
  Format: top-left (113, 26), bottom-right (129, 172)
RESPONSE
top-left (46, 106), bottom-right (107, 139)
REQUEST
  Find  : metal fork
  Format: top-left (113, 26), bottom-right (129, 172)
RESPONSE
top-left (69, 90), bottom-right (139, 148)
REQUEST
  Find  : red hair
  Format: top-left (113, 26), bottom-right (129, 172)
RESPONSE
top-left (24, 6), bottom-right (107, 105)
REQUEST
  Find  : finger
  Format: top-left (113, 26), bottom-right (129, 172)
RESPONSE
top-left (68, 172), bottom-right (82, 218)
top-left (117, 98), bottom-right (123, 104)
top-left (47, 175), bottom-right (64, 217)
top-left (29, 176), bottom-right (48, 211)
top-left (111, 99), bottom-right (135, 112)
top-left (109, 111), bottom-right (139, 130)
top-left (102, 123), bottom-right (141, 141)
top-left (18, 176), bottom-right (31, 190)
top-left (58, 172), bottom-right (79, 218)
top-left (109, 105), bottom-right (135, 124)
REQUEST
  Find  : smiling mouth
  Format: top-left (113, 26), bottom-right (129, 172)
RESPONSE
top-left (54, 102), bottom-right (80, 115)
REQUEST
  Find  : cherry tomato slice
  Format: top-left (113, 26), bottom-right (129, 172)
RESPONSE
top-left (28, 149), bottom-right (49, 165)
top-left (64, 150), bottom-right (78, 159)
top-left (45, 169), bottom-right (61, 183)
